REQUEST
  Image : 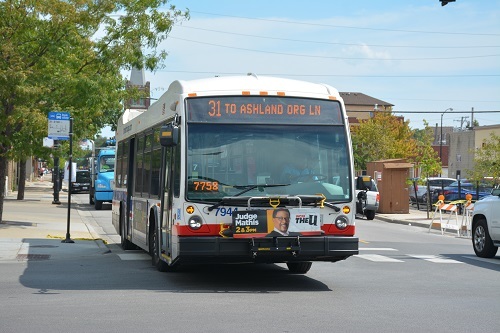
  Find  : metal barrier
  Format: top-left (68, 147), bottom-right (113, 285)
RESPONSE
top-left (429, 195), bottom-right (459, 236)
top-left (429, 194), bottom-right (474, 237)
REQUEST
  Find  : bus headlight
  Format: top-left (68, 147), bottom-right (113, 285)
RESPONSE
top-left (188, 215), bottom-right (203, 230)
top-left (335, 216), bottom-right (349, 230)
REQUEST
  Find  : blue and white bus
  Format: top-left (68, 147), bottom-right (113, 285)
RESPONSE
top-left (112, 74), bottom-right (358, 274)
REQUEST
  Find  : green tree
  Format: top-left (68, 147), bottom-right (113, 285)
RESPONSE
top-left (0, 0), bottom-right (189, 222)
top-left (351, 112), bottom-right (418, 171)
top-left (467, 133), bottom-right (500, 186)
top-left (9, 110), bottom-right (53, 200)
top-left (413, 121), bottom-right (442, 179)
top-left (411, 121), bottom-right (443, 212)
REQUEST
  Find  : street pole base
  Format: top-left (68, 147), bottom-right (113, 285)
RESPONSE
top-left (61, 235), bottom-right (74, 243)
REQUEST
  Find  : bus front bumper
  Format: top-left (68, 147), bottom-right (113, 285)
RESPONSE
top-left (177, 236), bottom-right (358, 263)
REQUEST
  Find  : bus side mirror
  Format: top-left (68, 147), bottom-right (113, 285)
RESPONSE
top-left (160, 123), bottom-right (179, 147)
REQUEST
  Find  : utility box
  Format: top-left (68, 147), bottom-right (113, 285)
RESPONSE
top-left (367, 159), bottom-right (412, 214)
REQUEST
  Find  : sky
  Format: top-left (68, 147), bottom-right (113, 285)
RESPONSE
top-left (101, 0), bottom-right (500, 137)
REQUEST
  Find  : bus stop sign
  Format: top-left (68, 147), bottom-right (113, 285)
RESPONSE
top-left (48, 112), bottom-right (70, 140)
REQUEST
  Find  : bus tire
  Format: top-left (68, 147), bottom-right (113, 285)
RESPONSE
top-left (286, 262), bottom-right (312, 274)
top-left (89, 191), bottom-right (94, 205)
top-left (94, 199), bottom-right (103, 210)
top-left (150, 222), bottom-right (171, 272)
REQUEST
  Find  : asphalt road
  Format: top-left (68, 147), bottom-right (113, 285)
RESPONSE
top-left (1, 193), bottom-right (499, 333)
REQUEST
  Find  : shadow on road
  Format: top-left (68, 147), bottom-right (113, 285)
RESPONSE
top-left (18, 239), bottom-right (331, 294)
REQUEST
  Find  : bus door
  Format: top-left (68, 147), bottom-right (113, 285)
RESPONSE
top-left (125, 137), bottom-right (135, 241)
top-left (160, 145), bottom-right (174, 262)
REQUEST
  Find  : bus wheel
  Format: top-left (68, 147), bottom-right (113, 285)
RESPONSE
top-left (94, 199), bottom-right (103, 210)
top-left (150, 223), bottom-right (170, 272)
top-left (286, 262), bottom-right (312, 274)
top-left (89, 191), bottom-right (94, 205)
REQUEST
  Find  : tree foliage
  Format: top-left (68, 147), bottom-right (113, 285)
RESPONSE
top-left (351, 112), bottom-right (418, 171)
top-left (412, 120), bottom-right (442, 179)
top-left (0, 0), bottom-right (189, 222)
top-left (467, 133), bottom-right (500, 186)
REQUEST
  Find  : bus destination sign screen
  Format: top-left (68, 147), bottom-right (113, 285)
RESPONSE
top-left (186, 96), bottom-right (343, 125)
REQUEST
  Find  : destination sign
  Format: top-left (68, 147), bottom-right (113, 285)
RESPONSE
top-left (186, 96), bottom-right (343, 125)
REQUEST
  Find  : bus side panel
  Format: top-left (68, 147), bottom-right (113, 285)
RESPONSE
top-left (111, 188), bottom-right (127, 234)
top-left (131, 197), bottom-right (148, 248)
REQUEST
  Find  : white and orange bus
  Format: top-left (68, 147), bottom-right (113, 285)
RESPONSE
top-left (112, 74), bottom-right (358, 274)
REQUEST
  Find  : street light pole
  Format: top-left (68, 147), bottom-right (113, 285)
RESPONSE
top-left (440, 108), bottom-right (453, 176)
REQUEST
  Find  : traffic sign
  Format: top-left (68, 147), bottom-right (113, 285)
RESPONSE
top-left (48, 112), bottom-right (70, 140)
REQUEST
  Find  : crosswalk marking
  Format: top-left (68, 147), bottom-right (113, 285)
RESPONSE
top-left (355, 254), bottom-right (404, 262)
top-left (113, 250), bottom-right (466, 264)
top-left (462, 256), bottom-right (500, 265)
top-left (359, 248), bottom-right (398, 251)
top-left (354, 253), bottom-right (465, 264)
top-left (406, 254), bottom-right (464, 264)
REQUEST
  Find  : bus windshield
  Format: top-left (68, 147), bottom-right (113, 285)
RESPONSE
top-left (186, 123), bottom-right (352, 202)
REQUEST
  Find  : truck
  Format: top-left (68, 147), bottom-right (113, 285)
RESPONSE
top-left (471, 187), bottom-right (500, 258)
top-left (89, 146), bottom-right (115, 210)
top-left (355, 176), bottom-right (380, 220)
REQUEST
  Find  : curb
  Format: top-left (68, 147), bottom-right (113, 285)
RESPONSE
top-left (376, 215), bottom-right (431, 229)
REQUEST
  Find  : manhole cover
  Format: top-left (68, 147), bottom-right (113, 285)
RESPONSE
top-left (16, 254), bottom-right (51, 261)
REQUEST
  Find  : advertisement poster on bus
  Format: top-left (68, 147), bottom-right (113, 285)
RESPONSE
top-left (232, 208), bottom-right (321, 238)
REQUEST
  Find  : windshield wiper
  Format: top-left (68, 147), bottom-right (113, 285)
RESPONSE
top-left (207, 184), bottom-right (290, 211)
top-left (232, 184), bottom-right (290, 197)
top-left (322, 201), bottom-right (340, 212)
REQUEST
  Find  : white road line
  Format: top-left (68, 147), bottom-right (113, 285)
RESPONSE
top-left (463, 255), bottom-right (500, 265)
top-left (359, 248), bottom-right (398, 251)
top-left (407, 254), bottom-right (464, 264)
top-left (355, 254), bottom-right (404, 262)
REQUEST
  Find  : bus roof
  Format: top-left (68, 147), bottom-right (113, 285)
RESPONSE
top-left (168, 74), bottom-right (341, 99)
top-left (117, 74), bottom-right (345, 141)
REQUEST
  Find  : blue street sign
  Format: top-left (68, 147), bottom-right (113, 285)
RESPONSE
top-left (48, 112), bottom-right (71, 140)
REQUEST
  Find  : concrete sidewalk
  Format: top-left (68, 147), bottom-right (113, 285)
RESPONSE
top-left (0, 177), bottom-right (109, 262)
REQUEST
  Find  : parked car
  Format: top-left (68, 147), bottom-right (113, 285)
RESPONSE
top-left (62, 169), bottom-right (91, 194)
top-left (409, 177), bottom-right (455, 205)
top-left (72, 170), bottom-right (91, 193)
top-left (355, 176), bottom-right (379, 220)
top-left (442, 179), bottom-right (493, 202)
top-left (471, 187), bottom-right (500, 258)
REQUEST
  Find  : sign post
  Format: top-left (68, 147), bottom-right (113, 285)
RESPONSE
top-left (62, 117), bottom-right (74, 243)
top-left (47, 112), bottom-right (74, 243)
